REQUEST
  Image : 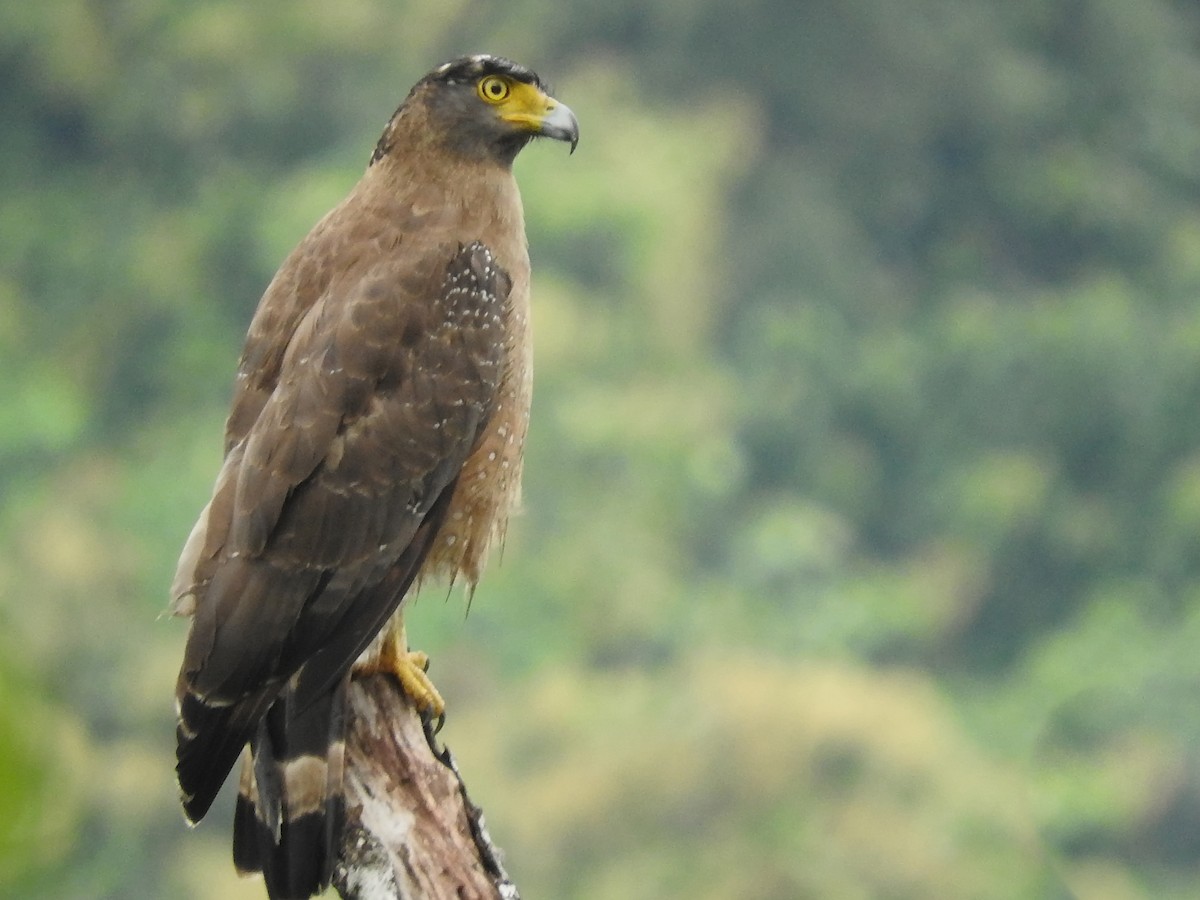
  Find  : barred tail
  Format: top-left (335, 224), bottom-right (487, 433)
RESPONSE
top-left (233, 675), bottom-right (350, 900)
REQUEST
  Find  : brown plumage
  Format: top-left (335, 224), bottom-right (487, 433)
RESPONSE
top-left (170, 55), bottom-right (577, 900)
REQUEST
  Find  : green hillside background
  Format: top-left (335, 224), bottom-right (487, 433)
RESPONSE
top-left (4, 2), bottom-right (1200, 897)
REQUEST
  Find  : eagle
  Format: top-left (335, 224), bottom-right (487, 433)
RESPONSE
top-left (169, 55), bottom-right (578, 899)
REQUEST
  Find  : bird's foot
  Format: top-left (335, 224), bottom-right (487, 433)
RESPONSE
top-left (390, 648), bottom-right (446, 730)
top-left (360, 622), bottom-right (447, 730)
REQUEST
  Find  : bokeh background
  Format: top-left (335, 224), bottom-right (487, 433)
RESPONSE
top-left (5, 1), bottom-right (1200, 897)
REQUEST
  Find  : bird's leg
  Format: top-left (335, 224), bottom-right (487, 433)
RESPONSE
top-left (370, 618), bottom-right (446, 727)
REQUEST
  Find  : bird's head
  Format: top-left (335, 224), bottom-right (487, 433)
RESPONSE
top-left (374, 55), bottom-right (579, 167)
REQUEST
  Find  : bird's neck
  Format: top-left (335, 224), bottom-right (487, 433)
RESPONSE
top-left (358, 150), bottom-right (524, 243)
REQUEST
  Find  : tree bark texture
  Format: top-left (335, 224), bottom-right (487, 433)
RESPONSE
top-left (333, 674), bottom-right (519, 900)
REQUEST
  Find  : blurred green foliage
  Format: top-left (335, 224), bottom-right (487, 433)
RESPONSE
top-left (3, 1), bottom-right (1200, 897)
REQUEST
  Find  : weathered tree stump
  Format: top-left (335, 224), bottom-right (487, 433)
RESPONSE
top-left (333, 674), bottom-right (519, 900)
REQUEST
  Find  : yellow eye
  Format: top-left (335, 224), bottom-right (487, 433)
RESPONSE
top-left (477, 75), bottom-right (511, 103)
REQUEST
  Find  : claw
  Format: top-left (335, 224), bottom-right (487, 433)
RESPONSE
top-left (390, 648), bottom-right (447, 723)
top-left (364, 622), bottom-right (447, 724)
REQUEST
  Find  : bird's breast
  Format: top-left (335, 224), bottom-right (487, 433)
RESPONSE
top-left (424, 259), bottom-right (531, 587)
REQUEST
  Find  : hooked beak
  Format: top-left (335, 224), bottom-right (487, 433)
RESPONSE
top-left (536, 100), bottom-right (580, 153)
top-left (500, 83), bottom-right (580, 154)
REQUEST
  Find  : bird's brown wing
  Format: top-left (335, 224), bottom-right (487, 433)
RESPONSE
top-left (175, 240), bottom-right (510, 822)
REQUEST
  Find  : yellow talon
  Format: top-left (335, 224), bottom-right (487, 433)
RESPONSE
top-left (373, 621), bottom-right (446, 724)
top-left (392, 649), bottom-right (446, 723)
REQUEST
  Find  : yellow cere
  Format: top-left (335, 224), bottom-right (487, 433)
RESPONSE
top-left (480, 78), bottom-right (558, 131)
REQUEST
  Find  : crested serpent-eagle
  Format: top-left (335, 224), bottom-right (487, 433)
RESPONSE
top-left (169, 55), bottom-right (578, 899)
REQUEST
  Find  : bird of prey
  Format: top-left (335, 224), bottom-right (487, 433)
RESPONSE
top-left (169, 55), bottom-right (578, 899)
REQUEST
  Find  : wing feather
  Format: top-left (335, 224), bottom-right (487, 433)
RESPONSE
top-left (175, 241), bottom-right (510, 821)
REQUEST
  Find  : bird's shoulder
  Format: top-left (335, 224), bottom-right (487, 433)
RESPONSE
top-left (222, 179), bottom-right (507, 451)
top-left (208, 236), bottom-right (512, 570)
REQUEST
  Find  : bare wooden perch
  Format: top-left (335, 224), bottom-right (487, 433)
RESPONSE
top-left (332, 674), bottom-right (519, 900)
